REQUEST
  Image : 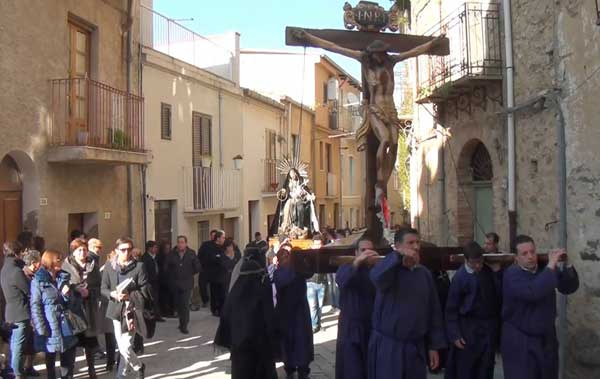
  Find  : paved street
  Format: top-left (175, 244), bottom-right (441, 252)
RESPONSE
top-left (48, 306), bottom-right (504, 378)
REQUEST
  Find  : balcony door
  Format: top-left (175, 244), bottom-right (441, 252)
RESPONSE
top-left (68, 22), bottom-right (91, 144)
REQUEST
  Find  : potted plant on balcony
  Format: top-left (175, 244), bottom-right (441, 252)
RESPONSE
top-left (201, 156), bottom-right (212, 168)
top-left (108, 128), bottom-right (130, 150)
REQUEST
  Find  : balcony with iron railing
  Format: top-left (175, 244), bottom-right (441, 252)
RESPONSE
top-left (338, 104), bottom-right (362, 132)
top-left (262, 158), bottom-right (280, 194)
top-left (48, 78), bottom-right (148, 164)
top-left (183, 166), bottom-right (241, 213)
top-left (328, 103), bottom-right (362, 132)
top-left (416, 2), bottom-right (502, 104)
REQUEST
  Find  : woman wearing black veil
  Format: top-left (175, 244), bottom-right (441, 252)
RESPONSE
top-left (269, 166), bottom-right (319, 238)
top-left (214, 250), bottom-right (279, 379)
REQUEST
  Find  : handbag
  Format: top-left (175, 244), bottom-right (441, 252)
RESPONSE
top-left (63, 309), bottom-right (88, 335)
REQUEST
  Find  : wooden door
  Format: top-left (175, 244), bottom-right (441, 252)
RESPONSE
top-left (0, 192), bottom-right (22, 246)
top-left (473, 183), bottom-right (493, 245)
top-left (154, 201), bottom-right (172, 246)
top-left (68, 22), bottom-right (91, 143)
top-left (0, 156), bottom-right (23, 246)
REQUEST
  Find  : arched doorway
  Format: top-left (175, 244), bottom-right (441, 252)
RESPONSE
top-left (0, 155), bottom-right (23, 245)
top-left (456, 140), bottom-right (494, 245)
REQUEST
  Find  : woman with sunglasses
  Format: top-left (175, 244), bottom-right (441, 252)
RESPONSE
top-left (101, 237), bottom-right (151, 379)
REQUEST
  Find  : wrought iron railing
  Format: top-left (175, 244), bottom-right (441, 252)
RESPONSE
top-left (417, 2), bottom-right (502, 99)
top-left (263, 158), bottom-right (279, 193)
top-left (338, 105), bottom-right (362, 132)
top-left (50, 78), bottom-right (144, 151)
top-left (184, 166), bottom-right (240, 211)
top-left (140, 5), bottom-right (235, 81)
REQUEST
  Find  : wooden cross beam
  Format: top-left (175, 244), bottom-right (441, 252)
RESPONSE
top-left (285, 27), bottom-right (449, 56)
top-left (290, 245), bottom-right (461, 273)
top-left (290, 245), bottom-right (548, 274)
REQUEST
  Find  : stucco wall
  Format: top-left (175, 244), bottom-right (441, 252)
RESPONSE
top-left (142, 48), bottom-right (243, 249)
top-left (0, 0), bottom-right (144, 250)
top-left (240, 93), bottom-right (285, 244)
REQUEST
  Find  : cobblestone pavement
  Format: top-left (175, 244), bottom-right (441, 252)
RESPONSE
top-left (50, 306), bottom-right (502, 378)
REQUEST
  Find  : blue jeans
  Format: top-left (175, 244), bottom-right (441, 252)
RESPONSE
top-left (10, 321), bottom-right (30, 376)
top-left (327, 273), bottom-right (340, 309)
top-left (306, 282), bottom-right (325, 330)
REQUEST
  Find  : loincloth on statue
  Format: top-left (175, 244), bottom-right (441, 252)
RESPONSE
top-left (356, 103), bottom-right (402, 151)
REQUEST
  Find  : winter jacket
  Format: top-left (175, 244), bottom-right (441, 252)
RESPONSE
top-left (100, 258), bottom-right (151, 323)
top-left (0, 256), bottom-right (30, 323)
top-left (141, 252), bottom-right (160, 286)
top-left (199, 242), bottom-right (226, 283)
top-left (30, 268), bottom-right (78, 353)
top-left (61, 256), bottom-right (101, 337)
top-left (165, 248), bottom-right (201, 291)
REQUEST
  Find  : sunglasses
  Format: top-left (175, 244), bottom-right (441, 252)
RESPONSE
top-left (117, 247), bottom-right (133, 253)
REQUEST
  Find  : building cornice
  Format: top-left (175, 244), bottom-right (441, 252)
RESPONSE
top-left (142, 47), bottom-right (243, 98)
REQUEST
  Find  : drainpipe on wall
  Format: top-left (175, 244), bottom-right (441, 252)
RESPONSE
top-left (502, 0), bottom-right (517, 252)
top-left (126, 0), bottom-right (134, 238)
top-left (438, 128), bottom-right (447, 245)
top-left (139, 12), bottom-right (148, 244)
top-left (218, 91), bottom-right (224, 168)
top-left (547, 93), bottom-right (568, 379)
top-left (141, 165), bottom-right (148, 242)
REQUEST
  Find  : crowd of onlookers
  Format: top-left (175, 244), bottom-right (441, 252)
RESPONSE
top-left (0, 227), bottom-right (253, 379)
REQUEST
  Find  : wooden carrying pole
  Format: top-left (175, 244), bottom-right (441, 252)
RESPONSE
top-left (328, 252), bottom-right (550, 267)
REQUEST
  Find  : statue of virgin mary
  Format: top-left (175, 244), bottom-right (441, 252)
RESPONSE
top-left (268, 157), bottom-right (319, 238)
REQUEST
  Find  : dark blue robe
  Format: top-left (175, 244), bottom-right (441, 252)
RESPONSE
top-left (445, 265), bottom-right (502, 379)
top-left (501, 264), bottom-right (579, 379)
top-left (273, 266), bottom-right (314, 370)
top-left (335, 264), bottom-right (376, 379)
top-left (368, 252), bottom-right (446, 379)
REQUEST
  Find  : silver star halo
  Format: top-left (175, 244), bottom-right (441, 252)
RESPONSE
top-left (277, 156), bottom-right (309, 178)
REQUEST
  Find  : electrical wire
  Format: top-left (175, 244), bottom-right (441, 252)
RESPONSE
top-left (295, 47), bottom-right (307, 158)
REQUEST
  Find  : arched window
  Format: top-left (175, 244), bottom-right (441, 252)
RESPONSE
top-left (471, 143), bottom-right (493, 181)
top-left (0, 155), bottom-right (22, 191)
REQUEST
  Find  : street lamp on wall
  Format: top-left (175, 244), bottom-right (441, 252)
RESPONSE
top-left (233, 155), bottom-right (243, 170)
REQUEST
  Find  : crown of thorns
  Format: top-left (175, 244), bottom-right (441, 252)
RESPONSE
top-left (277, 156), bottom-right (309, 178)
top-left (366, 40), bottom-right (390, 53)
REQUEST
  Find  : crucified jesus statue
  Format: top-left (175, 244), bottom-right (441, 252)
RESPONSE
top-left (291, 28), bottom-right (445, 230)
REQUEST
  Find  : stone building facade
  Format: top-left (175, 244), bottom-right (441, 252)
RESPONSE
top-left (0, 0), bottom-right (147, 251)
top-left (410, 0), bottom-right (600, 376)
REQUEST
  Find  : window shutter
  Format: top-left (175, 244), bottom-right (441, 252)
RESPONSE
top-left (265, 130), bottom-right (276, 159)
top-left (192, 112), bottom-right (202, 166)
top-left (161, 103), bottom-right (171, 140)
top-left (200, 116), bottom-right (212, 155)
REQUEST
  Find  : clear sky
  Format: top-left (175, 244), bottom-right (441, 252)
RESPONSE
top-left (151, 0), bottom-right (373, 80)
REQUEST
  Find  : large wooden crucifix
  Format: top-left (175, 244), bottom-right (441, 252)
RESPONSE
top-left (286, 1), bottom-right (449, 243)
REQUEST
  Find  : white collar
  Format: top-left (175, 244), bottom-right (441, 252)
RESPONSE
top-left (464, 263), bottom-right (476, 274)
